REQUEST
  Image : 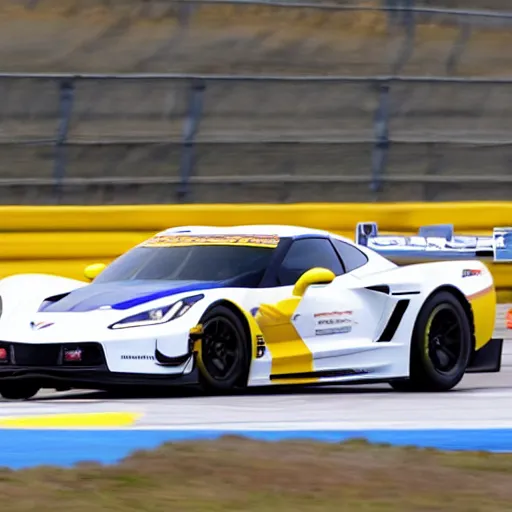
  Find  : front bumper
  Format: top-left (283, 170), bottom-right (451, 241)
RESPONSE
top-left (0, 341), bottom-right (200, 389)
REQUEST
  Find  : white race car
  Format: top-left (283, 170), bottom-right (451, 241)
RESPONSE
top-left (0, 224), bottom-right (503, 400)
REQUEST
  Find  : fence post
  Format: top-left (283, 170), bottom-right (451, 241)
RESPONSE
top-left (385, 0), bottom-right (414, 27)
top-left (446, 24), bottom-right (472, 74)
top-left (177, 78), bottom-right (205, 201)
top-left (371, 82), bottom-right (391, 197)
top-left (53, 78), bottom-right (75, 203)
top-left (391, 0), bottom-right (416, 74)
top-left (178, 0), bottom-right (194, 28)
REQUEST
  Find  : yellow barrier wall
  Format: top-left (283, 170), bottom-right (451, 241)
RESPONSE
top-left (2, 202), bottom-right (512, 232)
top-left (1, 202), bottom-right (511, 295)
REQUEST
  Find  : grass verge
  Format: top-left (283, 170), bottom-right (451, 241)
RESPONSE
top-left (2, 0), bottom-right (512, 75)
top-left (3, 436), bottom-right (512, 511)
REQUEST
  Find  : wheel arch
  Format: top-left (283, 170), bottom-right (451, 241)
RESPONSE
top-left (194, 298), bottom-right (258, 391)
top-left (200, 299), bottom-right (255, 359)
top-left (392, 284), bottom-right (476, 392)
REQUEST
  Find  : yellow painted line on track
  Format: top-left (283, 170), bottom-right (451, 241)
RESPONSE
top-left (0, 412), bottom-right (142, 429)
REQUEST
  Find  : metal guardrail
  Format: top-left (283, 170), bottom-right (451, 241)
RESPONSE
top-left (168, 0), bottom-right (512, 18)
top-left (1, 73), bottom-right (512, 200)
top-left (21, 0), bottom-right (512, 16)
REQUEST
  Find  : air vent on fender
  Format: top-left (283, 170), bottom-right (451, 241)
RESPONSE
top-left (365, 285), bottom-right (390, 294)
top-left (377, 300), bottom-right (410, 342)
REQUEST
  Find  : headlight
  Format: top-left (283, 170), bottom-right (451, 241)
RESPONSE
top-left (109, 294), bottom-right (204, 329)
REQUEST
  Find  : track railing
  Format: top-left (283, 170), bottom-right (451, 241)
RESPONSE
top-left (1, 73), bottom-right (512, 201)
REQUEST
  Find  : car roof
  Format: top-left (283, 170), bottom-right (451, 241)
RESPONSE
top-left (159, 224), bottom-right (336, 239)
top-left (154, 224), bottom-right (385, 268)
top-left (158, 225), bottom-right (361, 247)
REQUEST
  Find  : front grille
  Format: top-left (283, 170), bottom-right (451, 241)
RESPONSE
top-left (13, 343), bottom-right (61, 366)
top-left (0, 342), bottom-right (106, 367)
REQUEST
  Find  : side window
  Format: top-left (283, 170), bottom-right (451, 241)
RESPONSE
top-left (331, 238), bottom-right (368, 272)
top-left (277, 238), bottom-right (344, 286)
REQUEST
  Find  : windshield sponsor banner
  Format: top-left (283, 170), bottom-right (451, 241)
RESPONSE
top-left (142, 234), bottom-right (280, 248)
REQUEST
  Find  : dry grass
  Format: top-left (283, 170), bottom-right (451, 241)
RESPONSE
top-left (0, 0), bottom-right (511, 74)
top-left (3, 437), bottom-right (512, 511)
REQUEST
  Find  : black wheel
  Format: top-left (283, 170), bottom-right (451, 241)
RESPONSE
top-left (390, 291), bottom-right (472, 392)
top-left (196, 306), bottom-right (251, 393)
top-left (0, 382), bottom-right (41, 400)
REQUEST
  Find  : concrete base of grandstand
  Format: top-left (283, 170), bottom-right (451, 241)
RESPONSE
top-left (2, 176), bottom-right (511, 204)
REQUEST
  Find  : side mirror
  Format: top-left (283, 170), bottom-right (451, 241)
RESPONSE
top-left (292, 267), bottom-right (335, 297)
top-left (84, 263), bottom-right (106, 281)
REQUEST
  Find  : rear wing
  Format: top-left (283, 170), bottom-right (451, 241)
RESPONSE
top-left (355, 223), bottom-right (512, 263)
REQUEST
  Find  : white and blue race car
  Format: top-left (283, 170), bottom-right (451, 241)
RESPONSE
top-left (0, 224), bottom-right (504, 400)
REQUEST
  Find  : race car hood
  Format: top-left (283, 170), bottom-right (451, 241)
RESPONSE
top-left (39, 280), bottom-right (223, 313)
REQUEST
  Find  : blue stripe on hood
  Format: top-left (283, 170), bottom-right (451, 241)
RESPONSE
top-left (112, 282), bottom-right (221, 310)
top-left (40, 281), bottom-right (224, 313)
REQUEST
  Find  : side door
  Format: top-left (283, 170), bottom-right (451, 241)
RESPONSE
top-left (282, 238), bottom-right (388, 367)
top-left (254, 236), bottom-right (348, 381)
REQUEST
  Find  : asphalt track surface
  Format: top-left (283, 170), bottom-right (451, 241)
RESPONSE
top-left (0, 306), bottom-right (510, 468)
top-left (0, 305), bottom-right (509, 431)
top-left (1, 364), bottom-right (511, 431)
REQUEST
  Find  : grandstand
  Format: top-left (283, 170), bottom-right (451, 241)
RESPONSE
top-left (0, 0), bottom-right (511, 203)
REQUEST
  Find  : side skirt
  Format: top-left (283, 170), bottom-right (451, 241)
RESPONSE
top-left (270, 368), bottom-right (370, 381)
top-left (253, 376), bottom-right (406, 389)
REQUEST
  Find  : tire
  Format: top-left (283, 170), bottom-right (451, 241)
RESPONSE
top-left (390, 291), bottom-right (472, 392)
top-left (196, 305), bottom-right (251, 393)
top-left (0, 382), bottom-right (41, 400)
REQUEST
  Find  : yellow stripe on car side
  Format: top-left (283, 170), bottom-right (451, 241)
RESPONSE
top-left (225, 299), bottom-right (316, 384)
top-left (467, 284), bottom-right (496, 351)
top-left (192, 299), bottom-right (316, 385)
top-left (229, 303), bottom-right (266, 362)
top-left (255, 298), bottom-right (316, 384)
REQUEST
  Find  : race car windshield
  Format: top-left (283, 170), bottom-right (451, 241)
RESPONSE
top-left (93, 245), bottom-right (276, 284)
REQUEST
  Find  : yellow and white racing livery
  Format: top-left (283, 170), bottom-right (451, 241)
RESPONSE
top-left (0, 224), bottom-right (502, 399)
